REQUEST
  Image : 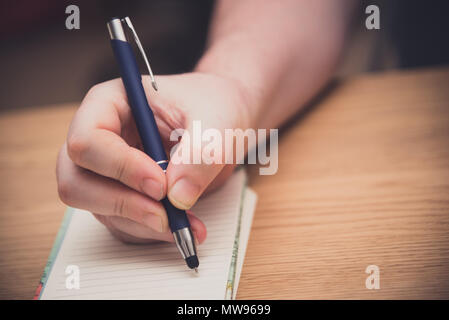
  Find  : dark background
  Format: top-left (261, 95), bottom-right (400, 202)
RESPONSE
top-left (0, 0), bottom-right (448, 111)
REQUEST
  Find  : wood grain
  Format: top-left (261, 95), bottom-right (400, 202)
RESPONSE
top-left (1, 68), bottom-right (449, 299)
top-left (241, 67), bottom-right (449, 299)
top-left (0, 105), bottom-right (76, 300)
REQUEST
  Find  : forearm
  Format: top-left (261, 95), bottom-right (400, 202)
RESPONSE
top-left (196, 0), bottom-right (355, 129)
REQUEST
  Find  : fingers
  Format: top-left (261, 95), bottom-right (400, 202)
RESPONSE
top-left (165, 120), bottom-right (233, 210)
top-left (57, 144), bottom-right (168, 233)
top-left (145, 74), bottom-right (243, 210)
top-left (166, 134), bottom-right (226, 210)
top-left (93, 211), bottom-right (207, 244)
top-left (66, 80), bottom-right (166, 201)
top-left (67, 129), bottom-right (166, 201)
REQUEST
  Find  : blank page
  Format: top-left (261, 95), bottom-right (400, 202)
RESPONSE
top-left (40, 170), bottom-right (252, 299)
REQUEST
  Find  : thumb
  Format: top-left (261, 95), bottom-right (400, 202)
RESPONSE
top-left (166, 120), bottom-right (227, 210)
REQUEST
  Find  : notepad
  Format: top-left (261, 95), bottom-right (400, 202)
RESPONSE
top-left (38, 169), bottom-right (256, 300)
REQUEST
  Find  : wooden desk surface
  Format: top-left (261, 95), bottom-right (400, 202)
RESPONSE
top-left (1, 68), bottom-right (449, 299)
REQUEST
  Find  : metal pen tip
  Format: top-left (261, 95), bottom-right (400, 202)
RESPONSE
top-left (194, 268), bottom-right (198, 274)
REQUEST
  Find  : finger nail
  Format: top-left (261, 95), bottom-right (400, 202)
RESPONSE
top-left (168, 178), bottom-right (201, 210)
top-left (141, 179), bottom-right (164, 200)
top-left (142, 214), bottom-right (164, 233)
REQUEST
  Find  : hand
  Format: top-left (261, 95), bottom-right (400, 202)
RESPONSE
top-left (56, 72), bottom-right (252, 244)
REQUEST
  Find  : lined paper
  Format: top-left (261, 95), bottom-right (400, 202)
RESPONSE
top-left (40, 170), bottom-right (255, 300)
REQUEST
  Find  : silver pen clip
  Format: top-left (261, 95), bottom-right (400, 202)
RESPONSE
top-left (122, 17), bottom-right (158, 91)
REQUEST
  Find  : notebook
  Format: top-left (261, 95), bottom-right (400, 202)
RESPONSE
top-left (37, 169), bottom-right (256, 300)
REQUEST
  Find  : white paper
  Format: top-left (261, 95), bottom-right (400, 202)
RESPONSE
top-left (40, 170), bottom-right (255, 300)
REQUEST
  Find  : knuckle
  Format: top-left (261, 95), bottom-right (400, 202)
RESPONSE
top-left (67, 134), bottom-right (89, 164)
top-left (115, 152), bottom-right (129, 182)
top-left (113, 196), bottom-right (127, 218)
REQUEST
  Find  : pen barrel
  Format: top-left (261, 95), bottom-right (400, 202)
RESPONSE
top-left (110, 39), bottom-right (191, 232)
top-left (161, 197), bottom-right (191, 231)
top-left (110, 39), bottom-right (166, 162)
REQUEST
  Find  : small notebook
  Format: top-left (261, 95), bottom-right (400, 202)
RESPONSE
top-left (38, 169), bottom-right (256, 300)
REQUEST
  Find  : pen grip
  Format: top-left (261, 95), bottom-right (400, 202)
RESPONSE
top-left (161, 197), bottom-right (191, 231)
top-left (111, 39), bottom-right (190, 232)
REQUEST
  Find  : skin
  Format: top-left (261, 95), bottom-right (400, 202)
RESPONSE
top-left (56, 0), bottom-right (355, 244)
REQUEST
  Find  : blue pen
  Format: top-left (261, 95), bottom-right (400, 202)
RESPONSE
top-left (107, 17), bottom-right (199, 271)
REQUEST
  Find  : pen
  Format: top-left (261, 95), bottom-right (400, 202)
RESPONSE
top-left (107, 17), bottom-right (199, 272)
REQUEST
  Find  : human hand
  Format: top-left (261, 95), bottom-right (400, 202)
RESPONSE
top-left (56, 72), bottom-right (252, 244)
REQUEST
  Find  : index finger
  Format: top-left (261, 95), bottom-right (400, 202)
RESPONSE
top-left (66, 80), bottom-right (167, 201)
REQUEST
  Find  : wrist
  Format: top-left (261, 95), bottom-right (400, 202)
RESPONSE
top-left (195, 39), bottom-right (268, 129)
top-left (191, 71), bottom-right (259, 131)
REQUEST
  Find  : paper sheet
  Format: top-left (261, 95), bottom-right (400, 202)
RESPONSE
top-left (40, 170), bottom-right (256, 300)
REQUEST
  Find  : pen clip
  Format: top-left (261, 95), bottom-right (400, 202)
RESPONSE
top-left (122, 17), bottom-right (158, 91)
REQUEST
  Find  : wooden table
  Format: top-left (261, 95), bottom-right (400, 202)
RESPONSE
top-left (1, 67), bottom-right (449, 299)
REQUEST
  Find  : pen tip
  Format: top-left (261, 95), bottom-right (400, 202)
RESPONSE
top-left (152, 81), bottom-right (158, 91)
top-left (185, 255), bottom-right (199, 269)
top-left (194, 268), bottom-right (198, 274)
